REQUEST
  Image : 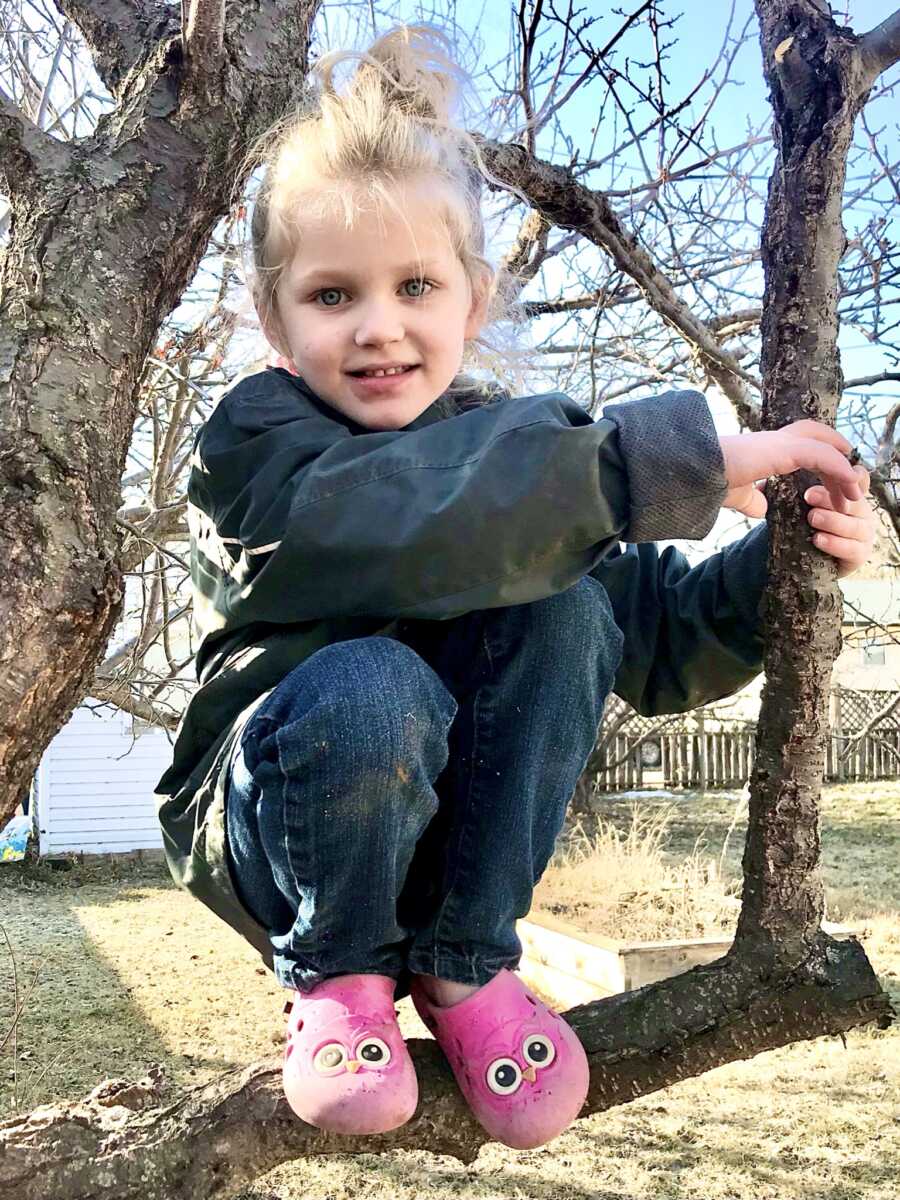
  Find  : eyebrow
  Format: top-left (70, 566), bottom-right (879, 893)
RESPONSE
top-left (292, 261), bottom-right (442, 288)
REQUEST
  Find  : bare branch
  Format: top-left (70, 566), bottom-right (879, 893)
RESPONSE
top-left (858, 8), bottom-right (900, 93)
top-left (845, 370), bottom-right (900, 388)
top-left (0, 936), bottom-right (890, 1200)
top-left (478, 138), bottom-right (762, 426)
top-left (0, 90), bottom-right (72, 204)
top-left (182, 0), bottom-right (226, 79)
top-left (87, 677), bottom-right (180, 729)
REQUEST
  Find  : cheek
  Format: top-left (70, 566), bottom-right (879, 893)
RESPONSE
top-left (296, 330), bottom-right (334, 366)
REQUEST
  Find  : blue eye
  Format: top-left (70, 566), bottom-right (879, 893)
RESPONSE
top-left (404, 278), bottom-right (432, 298)
top-left (312, 279), bottom-right (433, 306)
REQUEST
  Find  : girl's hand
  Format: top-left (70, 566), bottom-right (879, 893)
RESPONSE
top-left (718, 420), bottom-right (863, 519)
top-left (805, 466), bottom-right (875, 578)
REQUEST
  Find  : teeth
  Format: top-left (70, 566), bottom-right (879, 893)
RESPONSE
top-left (361, 366), bottom-right (409, 377)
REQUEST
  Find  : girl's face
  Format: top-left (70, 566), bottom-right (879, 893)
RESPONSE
top-left (262, 180), bottom-right (489, 431)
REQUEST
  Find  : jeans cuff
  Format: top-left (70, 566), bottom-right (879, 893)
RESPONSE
top-left (406, 946), bottom-right (521, 987)
top-left (274, 956), bottom-right (404, 993)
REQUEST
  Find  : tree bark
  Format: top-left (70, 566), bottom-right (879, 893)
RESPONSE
top-left (731, 1), bottom-right (893, 972)
top-left (2, 2), bottom-right (898, 1193)
top-left (0, 932), bottom-right (890, 1200)
top-left (0, 0), bottom-right (321, 830)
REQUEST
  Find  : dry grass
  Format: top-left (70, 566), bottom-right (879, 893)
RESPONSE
top-left (2, 784), bottom-right (899, 1199)
top-left (532, 804), bottom-right (742, 941)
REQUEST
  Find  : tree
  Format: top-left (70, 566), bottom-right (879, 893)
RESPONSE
top-left (0, 3), bottom-right (897, 1196)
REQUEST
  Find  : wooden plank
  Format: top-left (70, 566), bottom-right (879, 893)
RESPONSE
top-left (47, 742), bottom-right (166, 759)
top-left (518, 917), bottom-right (624, 996)
top-left (48, 764), bottom-right (164, 779)
top-left (517, 959), bottom-right (617, 1009)
top-left (620, 920), bottom-right (859, 991)
top-left (661, 735), bottom-right (671, 787)
top-left (46, 818), bottom-right (161, 833)
top-left (698, 723), bottom-right (708, 792)
top-left (45, 833), bottom-right (164, 853)
top-left (44, 777), bottom-right (162, 796)
top-left (43, 800), bottom-right (158, 816)
top-left (522, 909), bottom-right (621, 952)
top-left (519, 912), bottom-right (860, 1004)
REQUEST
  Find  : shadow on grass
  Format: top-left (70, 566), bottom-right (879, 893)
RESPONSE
top-left (1, 854), bottom-right (270, 1116)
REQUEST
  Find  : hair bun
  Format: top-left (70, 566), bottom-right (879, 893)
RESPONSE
top-left (315, 23), bottom-right (464, 126)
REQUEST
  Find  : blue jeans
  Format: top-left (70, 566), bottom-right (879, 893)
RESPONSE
top-left (224, 575), bottom-right (624, 995)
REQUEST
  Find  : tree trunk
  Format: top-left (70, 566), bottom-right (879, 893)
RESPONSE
top-left (732, 1), bottom-right (881, 972)
top-left (0, 0), bottom-right (321, 831)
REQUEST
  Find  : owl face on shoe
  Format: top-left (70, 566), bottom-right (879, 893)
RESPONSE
top-left (456, 1004), bottom-right (569, 1111)
top-left (286, 1011), bottom-right (403, 1080)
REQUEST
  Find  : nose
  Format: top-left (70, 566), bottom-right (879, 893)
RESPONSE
top-left (346, 1060), bottom-right (361, 1073)
top-left (354, 298), bottom-right (404, 347)
top-left (523, 1065), bottom-right (537, 1083)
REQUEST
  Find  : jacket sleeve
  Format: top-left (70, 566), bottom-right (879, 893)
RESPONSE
top-left (593, 522), bottom-right (768, 715)
top-left (194, 377), bottom-right (728, 623)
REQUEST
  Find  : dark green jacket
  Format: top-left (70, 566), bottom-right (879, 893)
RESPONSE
top-left (155, 367), bottom-right (768, 969)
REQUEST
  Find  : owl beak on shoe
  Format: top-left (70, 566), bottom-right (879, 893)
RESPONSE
top-left (523, 1066), bottom-right (537, 1083)
top-left (346, 1060), bottom-right (361, 1073)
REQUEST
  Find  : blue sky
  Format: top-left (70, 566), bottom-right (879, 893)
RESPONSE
top-left (300, 0), bottom-right (898, 407)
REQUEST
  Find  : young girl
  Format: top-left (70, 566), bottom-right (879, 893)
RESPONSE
top-left (155, 23), bottom-right (875, 1150)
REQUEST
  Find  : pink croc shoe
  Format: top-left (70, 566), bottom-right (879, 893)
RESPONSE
top-left (282, 973), bottom-right (418, 1134)
top-left (410, 969), bottom-right (589, 1149)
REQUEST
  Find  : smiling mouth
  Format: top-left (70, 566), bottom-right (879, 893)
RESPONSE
top-left (347, 365), bottom-right (419, 378)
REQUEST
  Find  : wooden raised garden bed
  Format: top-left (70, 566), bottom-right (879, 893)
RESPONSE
top-left (515, 909), bottom-right (861, 1007)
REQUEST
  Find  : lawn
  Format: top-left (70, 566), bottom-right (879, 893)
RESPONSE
top-left (1, 783), bottom-right (898, 1199)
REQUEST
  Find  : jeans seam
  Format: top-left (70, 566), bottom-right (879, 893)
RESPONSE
top-left (421, 680), bottom-right (485, 970)
top-left (275, 725), bottom-right (308, 958)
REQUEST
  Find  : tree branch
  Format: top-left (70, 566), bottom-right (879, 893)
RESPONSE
top-left (86, 677), bottom-right (180, 729)
top-left (0, 92), bottom-right (72, 205)
top-left (54, 0), bottom-right (180, 95)
top-left (858, 8), bottom-right (900, 93)
top-left (117, 509), bottom-right (190, 575)
top-left (0, 934), bottom-right (890, 1200)
top-left (477, 139), bottom-right (762, 428)
top-left (844, 370), bottom-right (900, 388)
top-left (182, 0), bottom-right (227, 83)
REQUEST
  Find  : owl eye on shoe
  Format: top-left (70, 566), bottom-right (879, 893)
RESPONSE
top-left (487, 1057), bottom-right (522, 1095)
top-left (312, 1041), bottom-right (347, 1074)
top-left (357, 1036), bottom-right (392, 1066)
top-left (522, 1033), bottom-right (555, 1068)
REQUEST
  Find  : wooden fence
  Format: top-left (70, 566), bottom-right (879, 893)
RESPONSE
top-left (593, 726), bottom-right (900, 791)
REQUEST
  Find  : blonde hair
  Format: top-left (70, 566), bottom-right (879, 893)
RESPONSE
top-left (233, 22), bottom-right (537, 399)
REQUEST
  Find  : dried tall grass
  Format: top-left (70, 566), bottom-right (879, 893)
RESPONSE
top-left (533, 803), bottom-right (742, 942)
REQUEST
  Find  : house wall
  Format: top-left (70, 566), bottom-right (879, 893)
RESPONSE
top-left (35, 700), bottom-right (170, 856)
top-left (692, 626), bottom-right (896, 727)
top-left (833, 629), bottom-right (900, 692)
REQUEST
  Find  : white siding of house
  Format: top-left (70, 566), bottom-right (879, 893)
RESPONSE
top-left (35, 700), bottom-right (171, 855)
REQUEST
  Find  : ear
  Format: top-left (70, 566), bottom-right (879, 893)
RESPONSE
top-left (464, 273), bottom-right (491, 340)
